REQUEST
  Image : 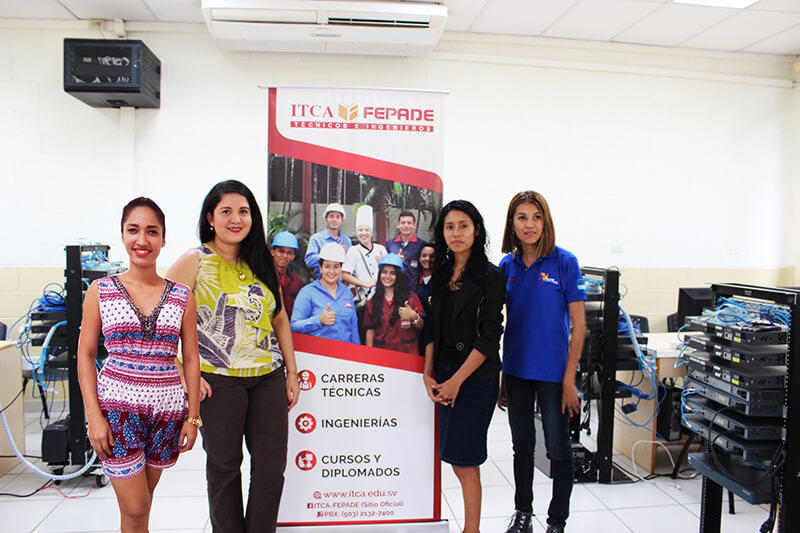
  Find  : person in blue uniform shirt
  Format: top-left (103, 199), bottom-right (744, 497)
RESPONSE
top-left (386, 210), bottom-right (426, 288)
top-left (291, 242), bottom-right (360, 344)
top-left (305, 203), bottom-right (351, 276)
top-left (498, 190), bottom-right (587, 533)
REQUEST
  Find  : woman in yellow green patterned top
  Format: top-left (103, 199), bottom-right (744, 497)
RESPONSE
top-left (168, 180), bottom-right (299, 533)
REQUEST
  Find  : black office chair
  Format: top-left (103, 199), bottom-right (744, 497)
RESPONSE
top-left (0, 321), bottom-right (6, 341)
top-left (667, 313), bottom-right (680, 332)
top-left (629, 315), bottom-right (650, 334)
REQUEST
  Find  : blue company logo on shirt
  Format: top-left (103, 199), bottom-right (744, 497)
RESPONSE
top-left (539, 272), bottom-right (559, 286)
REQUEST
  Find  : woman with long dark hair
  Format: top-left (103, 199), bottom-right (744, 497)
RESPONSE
top-left (422, 200), bottom-right (505, 533)
top-left (363, 253), bottom-right (424, 354)
top-left (498, 191), bottom-right (586, 533)
top-left (78, 197), bottom-right (201, 532)
top-left (168, 179), bottom-right (300, 533)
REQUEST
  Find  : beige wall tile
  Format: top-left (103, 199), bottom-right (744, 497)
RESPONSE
top-left (17, 266), bottom-right (64, 293)
top-left (0, 267), bottom-right (19, 291)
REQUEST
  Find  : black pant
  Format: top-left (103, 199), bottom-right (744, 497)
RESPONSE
top-left (199, 370), bottom-right (288, 533)
top-left (504, 373), bottom-right (573, 528)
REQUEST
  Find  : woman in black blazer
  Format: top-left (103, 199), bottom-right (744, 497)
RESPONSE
top-left (423, 200), bottom-right (505, 533)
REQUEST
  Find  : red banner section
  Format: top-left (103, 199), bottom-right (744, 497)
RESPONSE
top-left (269, 87), bottom-right (442, 193)
top-left (293, 334), bottom-right (424, 374)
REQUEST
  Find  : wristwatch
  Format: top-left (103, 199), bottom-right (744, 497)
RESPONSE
top-left (412, 315), bottom-right (421, 325)
top-left (186, 416), bottom-right (203, 428)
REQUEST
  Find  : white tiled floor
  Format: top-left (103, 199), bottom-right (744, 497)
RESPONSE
top-left (0, 401), bottom-right (774, 532)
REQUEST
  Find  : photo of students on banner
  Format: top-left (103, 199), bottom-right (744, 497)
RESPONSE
top-left (268, 154), bottom-right (441, 350)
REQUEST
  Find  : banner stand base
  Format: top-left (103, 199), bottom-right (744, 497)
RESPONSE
top-left (278, 520), bottom-right (450, 532)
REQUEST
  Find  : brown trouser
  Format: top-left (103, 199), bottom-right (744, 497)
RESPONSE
top-left (199, 369), bottom-right (288, 533)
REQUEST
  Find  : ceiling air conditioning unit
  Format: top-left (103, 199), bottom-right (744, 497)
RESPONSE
top-left (201, 0), bottom-right (447, 56)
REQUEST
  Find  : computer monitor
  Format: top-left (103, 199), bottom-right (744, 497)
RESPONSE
top-left (677, 287), bottom-right (713, 326)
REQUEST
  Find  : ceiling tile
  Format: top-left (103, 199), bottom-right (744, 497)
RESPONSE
top-left (442, 0), bottom-right (488, 32)
top-left (680, 9), bottom-right (800, 51)
top-left (0, 0), bottom-right (75, 20)
top-left (750, 0), bottom-right (800, 13)
top-left (143, 0), bottom-right (203, 23)
top-left (616, 3), bottom-right (736, 47)
top-left (742, 21), bottom-right (800, 54)
top-left (59, 0), bottom-right (156, 21)
top-left (543, 0), bottom-right (663, 41)
top-left (467, 0), bottom-right (578, 36)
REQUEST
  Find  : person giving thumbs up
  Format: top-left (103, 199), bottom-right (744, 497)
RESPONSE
top-left (320, 303), bottom-right (336, 326)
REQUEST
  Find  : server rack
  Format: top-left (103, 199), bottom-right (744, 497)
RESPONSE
top-left (683, 283), bottom-right (799, 533)
top-left (44, 244), bottom-right (121, 476)
top-left (577, 267), bottom-right (647, 483)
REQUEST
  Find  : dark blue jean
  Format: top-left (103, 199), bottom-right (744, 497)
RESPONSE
top-left (504, 373), bottom-right (573, 527)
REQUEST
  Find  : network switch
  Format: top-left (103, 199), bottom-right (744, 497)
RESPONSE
top-left (684, 376), bottom-right (784, 418)
top-left (685, 352), bottom-right (786, 390)
top-left (684, 334), bottom-right (786, 366)
top-left (681, 415), bottom-right (781, 462)
top-left (683, 396), bottom-right (783, 441)
top-left (684, 316), bottom-right (788, 345)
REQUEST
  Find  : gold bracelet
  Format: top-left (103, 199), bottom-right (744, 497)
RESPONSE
top-left (185, 416), bottom-right (203, 428)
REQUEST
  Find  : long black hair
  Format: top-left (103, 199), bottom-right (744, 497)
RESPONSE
top-left (370, 264), bottom-right (410, 328)
top-left (431, 199), bottom-right (489, 290)
top-left (198, 180), bottom-right (282, 315)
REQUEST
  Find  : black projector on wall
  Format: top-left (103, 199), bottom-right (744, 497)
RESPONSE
top-left (63, 38), bottom-right (161, 108)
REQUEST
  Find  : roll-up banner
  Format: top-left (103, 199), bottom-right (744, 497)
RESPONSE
top-left (266, 87), bottom-right (446, 532)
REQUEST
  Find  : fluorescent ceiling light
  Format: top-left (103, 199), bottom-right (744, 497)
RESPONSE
top-left (673, 0), bottom-right (758, 7)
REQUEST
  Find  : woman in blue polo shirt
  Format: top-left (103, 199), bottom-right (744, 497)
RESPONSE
top-left (291, 242), bottom-right (360, 344)
top-left (498, 191), bottom-right (586, 533)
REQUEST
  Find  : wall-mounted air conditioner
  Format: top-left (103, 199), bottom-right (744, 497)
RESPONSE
top-left (201, 0), bottom-right (448, 56)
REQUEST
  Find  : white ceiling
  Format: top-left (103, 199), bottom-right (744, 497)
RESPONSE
top-left (2, 0), bottom-right (800, 55)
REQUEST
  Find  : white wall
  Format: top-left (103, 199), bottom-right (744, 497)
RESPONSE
top-left (0, 19), bottom-right (797, 272)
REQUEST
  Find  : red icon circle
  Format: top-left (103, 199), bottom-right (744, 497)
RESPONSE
top-left (298, 369), bottom-right (316, 391)
top-left (295, 413), bottom-right (317, 434)
top-left (296, 450), bottom-right (317, 471)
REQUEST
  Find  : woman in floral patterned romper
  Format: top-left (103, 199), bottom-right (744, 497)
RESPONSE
top-left (78, 197), bottom-right (201, 533)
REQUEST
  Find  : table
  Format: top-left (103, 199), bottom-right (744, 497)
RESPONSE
top-left (613, 332), bottom-right (690, 473)
top-left (0, 340), bottom-right (25, 477)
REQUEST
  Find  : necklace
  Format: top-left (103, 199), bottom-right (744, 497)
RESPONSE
top-left (234, 260), bottom-right (246, 281)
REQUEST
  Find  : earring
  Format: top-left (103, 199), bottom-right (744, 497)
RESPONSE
top-left (210, 225), bottom-right (214, 231)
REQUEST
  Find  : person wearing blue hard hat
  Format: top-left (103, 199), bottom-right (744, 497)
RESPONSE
top-left (270, 231), bottom-right (304, 317)
top-left (363, 253), bottom-right (424, 355)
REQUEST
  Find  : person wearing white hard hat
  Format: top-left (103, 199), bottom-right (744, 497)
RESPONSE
top-left (304, 202), bottom-right (352, 276)
top-left (270, 231), bottom-right (304, 317)
top-left (291, 242), bottom-right (359, 344)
